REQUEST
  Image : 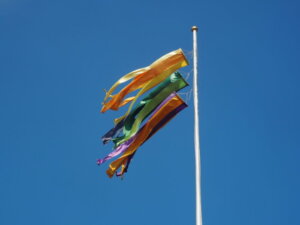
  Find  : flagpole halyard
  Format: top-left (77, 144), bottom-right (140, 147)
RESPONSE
top-left (191, 26), bottom-right (203, 225)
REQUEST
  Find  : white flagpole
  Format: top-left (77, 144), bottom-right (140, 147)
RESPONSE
top-left (191, 26), bottom-right (203, 225)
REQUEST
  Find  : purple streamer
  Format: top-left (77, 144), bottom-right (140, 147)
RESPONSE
top-left (97, 137), bottom-right (135, 165)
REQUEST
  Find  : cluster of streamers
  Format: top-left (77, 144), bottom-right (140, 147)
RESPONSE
top-left (98, 49), bottom-right (189, 178)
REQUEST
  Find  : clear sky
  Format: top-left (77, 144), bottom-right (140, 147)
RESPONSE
top-left (1, 0), bottom-right (300, 225)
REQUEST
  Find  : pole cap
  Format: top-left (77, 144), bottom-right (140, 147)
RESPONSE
top-left (191, 26), bottom-right (198, 32)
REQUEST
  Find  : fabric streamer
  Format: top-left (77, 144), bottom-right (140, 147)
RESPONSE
top-left (98, 93), bottom-right (183, 167)
top-left (101, 72), bottom-right (188, 145)
top-left (105, 93), bottom-right (187, 178)
top-left (97, 137), bottom-right (134, 165)
top-left (101, 49), bottom-right (188, 113)
top-left (113, 72), bottom-right (188, 146)
top-left (113, 60), bottom-right (189, 124)
top-left (116, 102), bottom-right (187, 177)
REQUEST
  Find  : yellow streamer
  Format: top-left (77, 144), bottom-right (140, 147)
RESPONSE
top-left (101, 49), bottom-right (188, 113)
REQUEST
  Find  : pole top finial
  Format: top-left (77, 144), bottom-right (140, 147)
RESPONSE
top-left (191, 26), bottom-right (198, 32)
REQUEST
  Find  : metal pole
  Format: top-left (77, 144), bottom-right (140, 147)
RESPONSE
top-left (191, 26), bottom-right (203, 225)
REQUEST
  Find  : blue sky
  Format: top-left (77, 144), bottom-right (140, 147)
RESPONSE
top-left (1, 0), bottom-right (300, 225)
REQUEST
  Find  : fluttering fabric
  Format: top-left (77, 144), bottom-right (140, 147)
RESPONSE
top-left (105, 93), bottom-right (187, 177)
top-left (97, 93), bottom-right (187, 177)
top-left (115, 101), bottom-right (187, 177)
top-left (98, 92), bottom-right (183, 165)
top-left (97, 49), bottom-right (189, 178)
top-left (97, 137), bottom-right (134, 165)
top-left (101, 72), bottom-right (188, 146)
top-left (101, 49), bottom-right (188, 113)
